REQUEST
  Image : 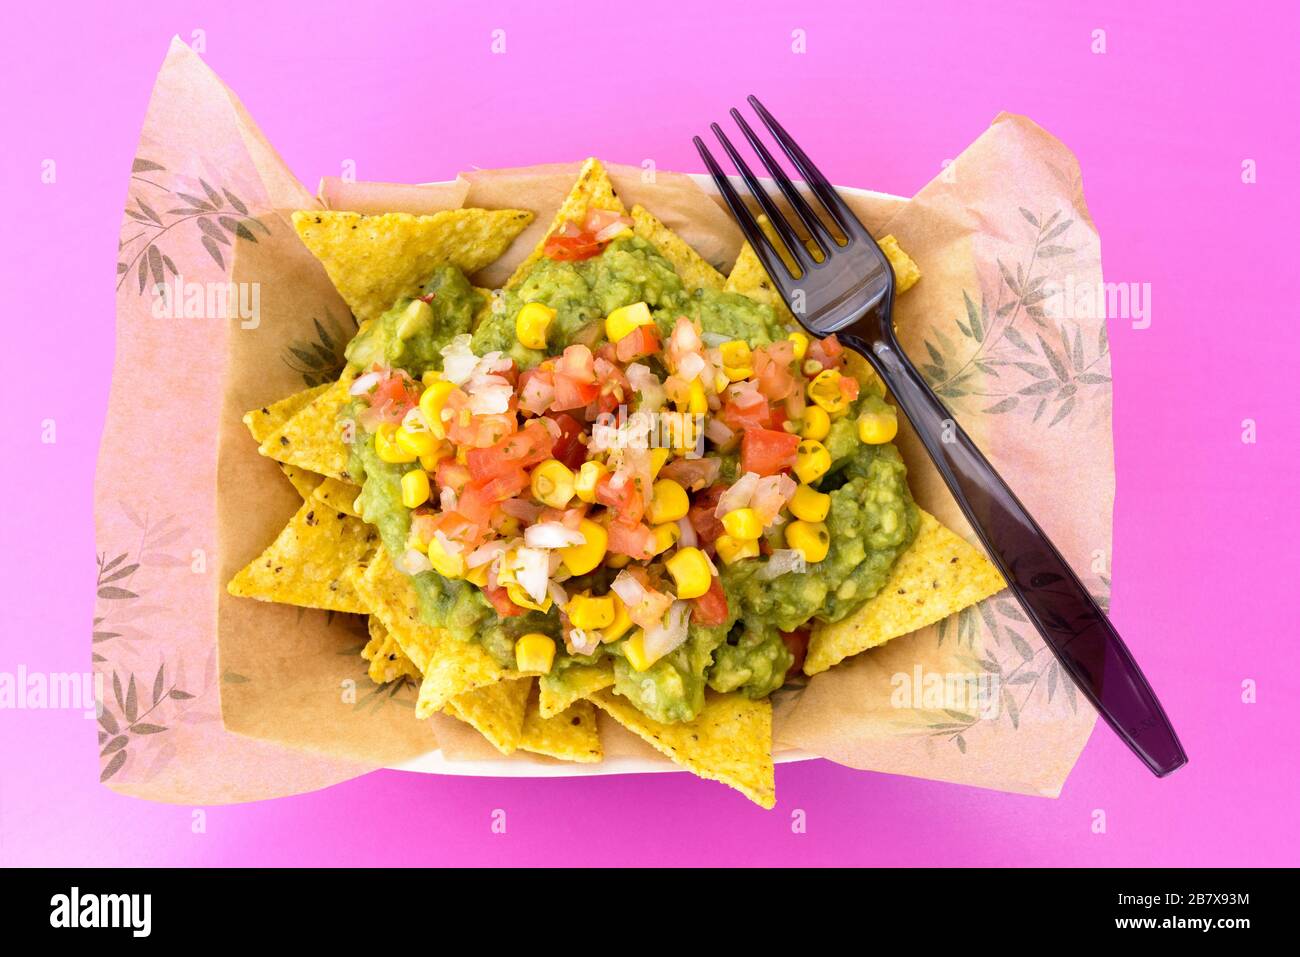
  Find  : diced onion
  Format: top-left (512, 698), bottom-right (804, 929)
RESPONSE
top-left (760, 549), bottom-right (807, 580)
top-left (642, 600), bottom-right (692, 660)
top-left (676, 517), bottom-right (697, 549)
top-left (394, 548), bottom-right (433, 575)
top-left (349, 371), bottom-right (381, 396)
top-left (524, 522), bottom-right (587, 549)
top-left (715, 471), bottom-right (760, 516)
top-left (513, 547), bottom-right (550, 604)
top-left (704, 418), bottom-right (734, 445)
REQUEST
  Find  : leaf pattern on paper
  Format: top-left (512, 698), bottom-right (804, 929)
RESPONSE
top-left (282, 314), bottom-right (349, 387)
top-left (916, 209), bottom-right (1109, 428)
top-left (93, 502), bottom-right (212, 785)
top-left (117, 157), bottom-right (270, 296)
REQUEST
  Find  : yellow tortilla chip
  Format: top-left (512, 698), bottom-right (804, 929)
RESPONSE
top-left (538, 660), bottom-right (615, 719)
top-left (877, 234), bottom-right (921, 293)
top-left (725, 239), bottom-right (796, 326)
top-left (361, 616), bottom-right (421, 686)
top-left (293, 207), bottom-right (534, 324)
top-left (227, 500), bottom-right (377, 613)
top-left (242, 383), bottom-right (331, 443)
top-left (506, 157), bottom-right (626, 288)
top-left (519, 685), bottom-right (602, 763)
top-left (258, 375), bottom-right (356, 482)
top-left (629, 204), bottom-right (724, 292)
top-left (444, 677), bottom-right (531, 755)
top-left (279, 463), bottom-right (324, 500)
top-left (349, 548), bottom-right (509, 718)
top-left (805, 509), bottom-right (1007, 674)
top-left (591, 689), bottom-right (774, 808)
top-left (313, 477), bottom-right (361, 518)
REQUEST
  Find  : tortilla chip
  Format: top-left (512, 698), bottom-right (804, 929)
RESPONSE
top-left (877, 234), bottom-right (921, 293)
top-left (313, 477), bottom-right (361, 518)
top-left (726, 239), bottom-right (796, 325)
top-left (227, 500), bottom-right (377, 613)
top-left (279, 463), bottom-right (324, 500)
top-left (293, 208), bottom-right (534, 324)
top-left (519, 685), bottom-right (602, 763)
top-left (349, 548), bottom-right (509, 718)
top-left (361, 616), bottom-right (421, 686)
top-left (591, 689), bottom-right (775, 808)
top-left (258, 375), bottom-right (355, 482)
top-left (506, 157), bottom-right (626, 288)
top-left (538, 659), bottom-right (615, 719)
top-left (242, 383), bottom-right (331, 443)
top-left (444, 677), bottom-right (531, 755)
top-left (804, 509), bottom-right (1007, 675)
top-left (629, 204), bottom-right (724, 292)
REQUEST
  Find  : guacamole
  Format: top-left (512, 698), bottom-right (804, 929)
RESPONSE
top-left (342, 235), bottom-right (918, 724)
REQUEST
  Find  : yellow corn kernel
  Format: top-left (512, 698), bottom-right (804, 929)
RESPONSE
top-left (400, 469), bottom-right (431, 509)
top-left (665, 546), bottom-right (712, 599)
top-left (496, 515), bottom-right (522, 539)
top-left (465, 563), bottom-right (490, 587)
top-left (650, 522), bottom-right (681, 555)
top-left (647, 479), bottom-right (689, 525)
top-left (714, 372), bottom-right (731, 394)
top-left (418, 380), bottom-right (457, 439)
top-left (721, 507), bottom-right (762, 541)
top-left (857, 409), bottom-right (899, 444)
top-left (506, 582), bottom-right (552, 613)
top-left (601, 595), bottom-right (633, 642)
top-left (421, 369), bottom-right (442, 389)
top-left (720, 341), bottom-right (753, 381)
top-left (567, 592), bottom-right (615, 630)
top-left (426, 536), bottom-right (466, 579)
top-left (674, 378), bottom-right (707, 415)
top-left (374, 424), bottom-right (417, 464)
top-left (559, 519), bottom-right (608, 576)
top-left (788, 484), bottom-right (831, 522)
top-left (800, 405), bottom-right (831, 441)
top-left (394, 425), bottom-right (436, 458)
top-left (530, 459), bottom-right (575, 508)
top-left (419, 440), bottom-right (452, 472)
top-left (793, 439), bottom-right (832, 484)
top-left (715, 534), bottom-right (760, 565)
top-left (788, 331), bottom-right (810, 360)
top-left (514, 633), bottom-right (556, 673)
top-left (605, 301), bottom-right (653, 342)
top-left (649, 447), bottom-right (671, 479)
top-left (606, 552), bottom-right (631, 569)
top-left (808, 368), bottom-right (850, 414)
top-left (574, 460), bottom-right (609, 503)
top-left (515, 301), bottom-right (556, 350)
top-left (622, 629), bottom-right (655, 672)
top-left (786, 520), bottom-right (830, 563)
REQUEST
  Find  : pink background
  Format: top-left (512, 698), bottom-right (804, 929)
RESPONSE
top-left (3, 0), bottom-right (1297, 866)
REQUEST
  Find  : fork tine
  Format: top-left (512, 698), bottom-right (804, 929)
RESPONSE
top-left (730, 107), bottom-right (837, 250)
top-left (710, 122), bottom-right (813, 270)
top-left (693, 136), bottom-right (797, 283)
top-left (747, 95), bottom-right (862, 237)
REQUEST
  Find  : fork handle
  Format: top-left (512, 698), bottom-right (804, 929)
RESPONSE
top-left (843, 333), bottom-right (1187, 777)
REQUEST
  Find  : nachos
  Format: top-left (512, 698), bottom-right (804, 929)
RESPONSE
top-left (229, 159), bottom-right (1004, 807)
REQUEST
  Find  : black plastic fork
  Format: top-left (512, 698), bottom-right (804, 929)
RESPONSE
top-left (695, 96), bottom-right (1187, 778)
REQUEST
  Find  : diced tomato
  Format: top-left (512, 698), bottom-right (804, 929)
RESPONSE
top-left (719, 397), bottom-right (773, 432)
top-left (546, 412), bottom-right (587, 470)
top-left (553, 371), bottom-right (600, 410)
top-left (518, 368), bottom-right (556, 415)
top-left (483, 583), bottom-right (528, 617)
top-left (687, 484), bottom-right (727, 552)
top-left (592, 358), bottom-right (630, 415)
top-left (753, 341), bottom-right (797, 401)
top-left (780, 627), bottom-right (811, 675)
top-left (614, 324), bottom-right (660, 363)
top-left (457, 467), bottom-right (530, 524)
top-left (606, 521), bottom-right (656, 560)
top-left (594, 473), bottom-right (645, 526)
top-left (433, 460), bottom-right (472, 493)
top-left (741, 428), bottom-right (800, 476)
top-left (543, 231), bottom-right (604, 262)
top-left (466, 419), bottom-right (554, 481)
top-left (808, 334), bottom-right (845, 371)
top-left (691, 577), bottom-right (730, 627)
